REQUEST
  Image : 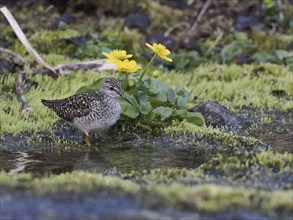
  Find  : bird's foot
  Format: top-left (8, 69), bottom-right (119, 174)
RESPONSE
top-left (83, 133), bottom-right (91, 147)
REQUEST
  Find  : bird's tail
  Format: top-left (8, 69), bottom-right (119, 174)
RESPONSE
top-left (41, 99), bottom-right (50, 107)
top-left (41, 99), bottom-right (59, 110)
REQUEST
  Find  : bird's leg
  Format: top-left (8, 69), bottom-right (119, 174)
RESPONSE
top-left (83, 133), bottom-right (91, 147)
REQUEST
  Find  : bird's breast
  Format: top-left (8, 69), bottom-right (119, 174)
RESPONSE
top-left (73, 98), bottom-right (121, 134)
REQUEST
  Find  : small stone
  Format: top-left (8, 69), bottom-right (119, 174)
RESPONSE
top-left (190, 101), bottom-right (242, 130)
top-left (125, 13), bottom-right (150, 31)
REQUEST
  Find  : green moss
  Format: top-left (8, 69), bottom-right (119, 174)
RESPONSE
top-left (10, 29), bottom-right (81, 56)
top-left (259, 116), bottom-right (274, 124)
top-left (252, 31), bottom-right (292, 53)
top-left (0, 171), bottom-right (139, 194)
top-left (0, 69), bottom-right (109, 134)
top-left (0, 151), bottom-right (292, 216)
top-left (200, 151), bottom-right (293, 175)
top-left (148, 183), bottom-right (292, 215)
top-left (164, 120), bottom-right (261, 148)
top-left (256, 150), bottom-right (293, 169)
top-left (160, 63), bottom-right (293, 111)
top-left (1, 63), bottom-right (292, 134)
top-left (0, 172), bottom-right (33, 188)
top-left (121, 167), bottom-right (203, 185)
top-left (121, 151), bottom-right (292, 189)
top-left (1, 168), bottom-right (292, 216)
top-left (100, 18), bottom-right (146, 55)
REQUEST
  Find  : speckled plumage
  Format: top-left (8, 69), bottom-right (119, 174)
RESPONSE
top-left (41, 78), bottom-right (127, 146)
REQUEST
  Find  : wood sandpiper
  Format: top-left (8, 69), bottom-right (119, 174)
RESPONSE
top-left (41, 77), bottom-right (131, 146)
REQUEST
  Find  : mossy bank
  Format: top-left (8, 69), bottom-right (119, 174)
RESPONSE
top-left (1, 151), bottom-right (292, 219)
top-left (1, 62), bottom-right (292, 133)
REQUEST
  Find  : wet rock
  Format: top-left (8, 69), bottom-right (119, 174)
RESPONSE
top-left (158, 0), bottom-right (188, 9)
top-left (60, 9), bottom-right (76, 24)
top-left (125, 12), bottom-right (151, 31)
top-left (233, 54), bottom-right (252, 64)
top-left (66, 34), bottom-right (90, 45)
top-left (235, 15), bottom-right (264, 31)
top-left (24, 79), bottom-right (38, 90)
top-left (271, 89), bottom-right (287, 98)
top-left (0, 39), bottom-right (12, 48)
top-left (0, 60), bottom-right (14, 75)
top-left (190, 101), bottom-right (242, 130)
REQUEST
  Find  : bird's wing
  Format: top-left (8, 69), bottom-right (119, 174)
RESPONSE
top-left (42, 92), bottom-right (98, 121)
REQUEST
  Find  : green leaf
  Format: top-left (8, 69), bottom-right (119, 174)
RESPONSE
top-left (176, 97), bottom-right (189, 107)
top-left (120, 94), bottom-right (140, 119)
top-left (149, 91), bottom-right (168, 105)
top-left (175, 87), bottom-right (189, 97)
top-left (174, 109), bottom-right (187, 117)
top-left (120, 102), bottom-right (139, 119)
top-left (137, 91), bottom-right (148, 103)
top-left (76, 85), bottom-right (98, 94)
top-left (152, 107), bottom-right (173, 121)
top-left (184, 112), bottom-right (205, 126)
top-left (148, 78), bottom-right (159, 94)
top-left (167, 88), bottom-right (176, 103)
top-left (252, 52), bottom-right (275, 63)
top-left (92, 78), bottom-right (106, 88)
top-left (148, 78), bottom-right (171, 94)
top-left (172, 51), bottom-right (204, 70)
top-left (175, 87), bottom-right (189, 107)
top-left (77, 78), bottom-right (105, 93)
top-left (276, 50), bottom-right (293, 61)
top-left (220, 41), bottom-right (255, 63)
top-left (139, 101), bottom-right (152, 115)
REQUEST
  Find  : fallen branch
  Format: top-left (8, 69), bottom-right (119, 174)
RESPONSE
top-left (0, 47), bottom-right (27, 65)
top-left (23, 59), bottom-right (117, 77)
top-left (16, 71), bottom-right (32, 119)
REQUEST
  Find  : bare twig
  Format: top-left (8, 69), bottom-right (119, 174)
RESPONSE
top-left (0, 47), bottom-right (27, 65)
top-left (205, 29), bottom-right (223, 56)
top-left (16, 71), bottom-right (32, 118)
top-left (164, 22), bottom-right (190, 37)
top-left (182, 0), bottom-right (213, 45)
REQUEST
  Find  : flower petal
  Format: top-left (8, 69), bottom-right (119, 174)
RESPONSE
top-left (102, 52), bottom-right (111, 58)
top-left (145, 43), bottom-right (154, 51)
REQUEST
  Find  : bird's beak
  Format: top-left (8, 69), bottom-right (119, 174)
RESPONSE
top-left (115, 89), bottom-right (132, 105)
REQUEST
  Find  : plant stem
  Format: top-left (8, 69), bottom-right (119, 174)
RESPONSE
top-left (139, 54), bottom-right (156, 81)
top-left (125, 73), bottom-right (129, 83)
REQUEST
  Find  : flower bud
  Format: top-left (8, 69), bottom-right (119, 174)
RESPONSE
top-left (152, 70), bottom-right (160, 78)
top-left (128, 79), bottom-right (135, 87)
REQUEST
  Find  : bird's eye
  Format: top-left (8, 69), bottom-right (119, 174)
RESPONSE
top-left (110, 87), bottom-right (114, 90)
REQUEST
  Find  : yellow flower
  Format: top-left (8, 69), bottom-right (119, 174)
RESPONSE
top-left (102, 50), bottom-right (133, 63)
top-left (115, 59), bottom-right (140, 73)
top-left (145, 43), bottom-right (172, 62)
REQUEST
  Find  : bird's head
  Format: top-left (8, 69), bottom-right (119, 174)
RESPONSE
top-left (101, 78), bottom-right (132, 105)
